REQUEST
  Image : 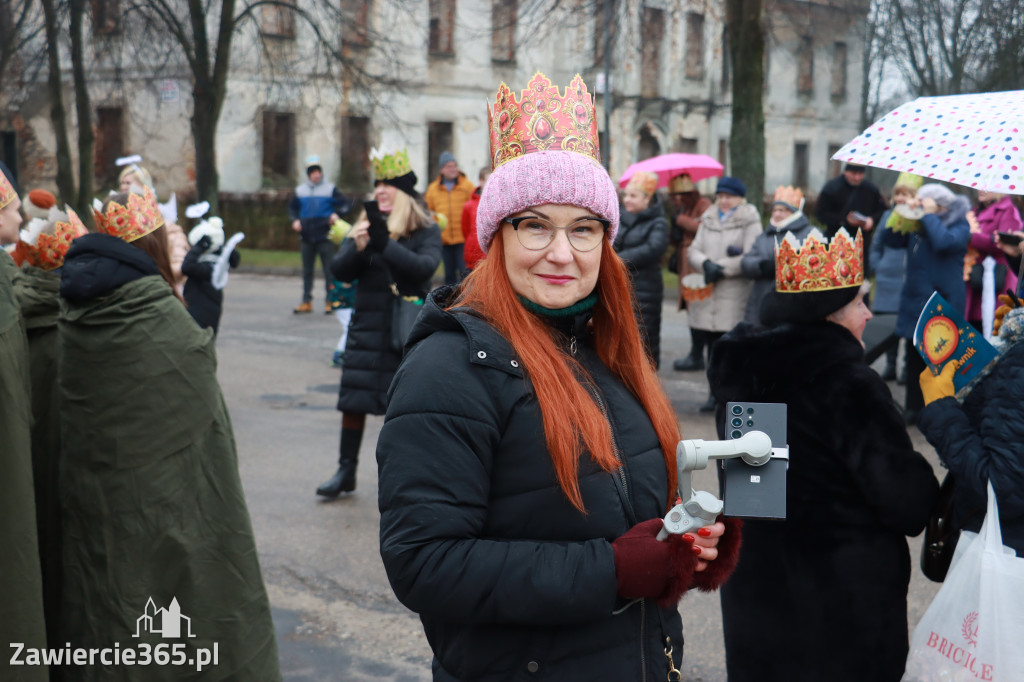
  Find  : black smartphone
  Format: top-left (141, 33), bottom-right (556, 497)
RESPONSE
top-left (997, 231), bottom-right (1023, 246)
top-left (720, 402), bottom-right (788, 520)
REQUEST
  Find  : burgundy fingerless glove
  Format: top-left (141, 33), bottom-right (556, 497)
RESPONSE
top-left (691, 516), bottom-right (743, 592)
top-left (612, 519), bottom-right (699, 606)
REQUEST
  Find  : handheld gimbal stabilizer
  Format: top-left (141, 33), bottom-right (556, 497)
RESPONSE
top-left (656, 431), bottom-right (773, 541)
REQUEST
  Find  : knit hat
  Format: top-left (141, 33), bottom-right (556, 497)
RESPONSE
top-left (476, 151), bottom-right (620, 253)
top-left (716, 176), bottom-right (746, 197)
top-left (625, 171), bottom-right (659, 198)
top-left (760, 286), bottom-right (859, 326)
top-left (844, 163), bottom-right (867, 173)
top-left (23, 189), bottom-right (57, 219)
top-left (305, 155), bottom-right (322, 175)
top-left (917, 183), bottom-right (957, 208)
top-left (438, 151), bottom-right (457, 168)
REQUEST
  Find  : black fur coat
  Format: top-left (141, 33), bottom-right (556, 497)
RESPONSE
top-left (708, 320), bottom-right (939, 682)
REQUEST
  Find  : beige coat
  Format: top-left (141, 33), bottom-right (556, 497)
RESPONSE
top-left (687, 202), bottom-right (763, 332)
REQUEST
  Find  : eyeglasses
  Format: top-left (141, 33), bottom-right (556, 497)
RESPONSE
top-left (505, 216), bottom-right (609, 252)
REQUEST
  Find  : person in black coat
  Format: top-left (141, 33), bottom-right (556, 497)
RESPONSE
top-left (917, 305), bottom-right (1024, 555)
top-left (181, 216), bottom-right (241, 335)
top-left (816, 163), bottom-right (887, 268)
top-left (315, 150), bottom-right (442, 498)
top-left (615, 170), bottom-right (669, 367)
top-left (376, 76), bottom-right (743, 678)
top-left (709, 229), bottom-right (939, 682)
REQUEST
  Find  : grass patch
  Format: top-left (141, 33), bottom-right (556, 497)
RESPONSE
top-left (237, 248), bottom-right (301, 269)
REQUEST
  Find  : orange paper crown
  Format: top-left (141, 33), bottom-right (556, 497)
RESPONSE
top-left (487, 72), bottom-right (600, 170)
top-left (626, 171), bottom-right (659, 197)
top-left (772, 185), bottom-right (804, 210)
top-left (775, 227), bottom-right (864, 293)
top-left (0, 170), bottom-right (15, 210)
top-left (93, 186), bottom-right (164, 242)
top-left (19, 208), bottom-right (89, 270)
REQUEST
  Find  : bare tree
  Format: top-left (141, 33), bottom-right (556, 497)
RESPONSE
top-left (0, 0), bottom-right (43, 97)
top-left (725, 0), bottom-right (765, 206)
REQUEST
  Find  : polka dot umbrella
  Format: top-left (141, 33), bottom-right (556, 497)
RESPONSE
top-left (832, 90), bottom-right (1024, 195)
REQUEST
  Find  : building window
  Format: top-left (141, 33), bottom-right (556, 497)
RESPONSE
top-left (429, 0), bottom-right (455, 56)
top-left (340, 116), bottom-right (372, 193)
top-left (827, 144), bottom-right (842, 179)
top-left (637, 124), bottom-right (660, 161)
top-left (262, 111), bottom-right (295, 187)
top-left (342, 0), bottom-right (372, 47)
top-left (640, 7), bottom-right (664, 98)
top-left (831, 42), bottom-right (847, 100)
top-left (91, 0), bottom-right (120, 35)
top-left (797, 37), bottom-right (814, 95)
top-left (427, 121), bottom-right (454, 181)
top-left (491, 0), bottom-right (517, 63)
top-left (94, 107), bottom-right (124, 189)
top-left (685, 12), bottom-right (705, 80)
top-left (719, 138), bottom-right (729, 173)
top-left (260, 0), bottom-right (296, 39)
top-left (793, 142), bottom-right (810, 189)
top-left (675, 137), bottom-right (698, 154)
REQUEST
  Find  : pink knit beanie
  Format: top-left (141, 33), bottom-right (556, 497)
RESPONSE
top-left (476, 151), bottom-right (620, 253)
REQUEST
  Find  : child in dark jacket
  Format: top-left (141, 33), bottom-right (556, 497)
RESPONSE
top-left (181, 215), bottom-right (241, 334)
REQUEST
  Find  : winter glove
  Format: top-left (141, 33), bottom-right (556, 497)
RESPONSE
top-left (920, 361), bottom-right (957, 406)
top-left (726, 244), bottom-right (743, 257)
top-left (759, 259), bottom-right (775, 278)
top-left (611, 519), bottom-right (699, 607)
top-left (703, 259), bottom-right (726, 284)
top-left (364, 201), bottom-right (390, 253)
top-left (691, 517), bottom-right (743, 592)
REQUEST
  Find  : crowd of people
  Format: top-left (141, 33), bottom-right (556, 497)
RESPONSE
top-left (2, 66), bottom-right (1023, 681)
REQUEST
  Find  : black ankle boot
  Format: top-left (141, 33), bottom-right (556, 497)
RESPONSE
top-left (699, 394), bottom-right (717, 413)
top-left (316, 427), bottom-right (361, 497)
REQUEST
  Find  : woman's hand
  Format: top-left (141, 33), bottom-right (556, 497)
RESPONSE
top-left (920, 197), bottom-right (939, 215)
top-left (685, 521), bottom-right (725, 572)
top-left (349, 220), bottom-right (370, 252)
top-left (996, 231), bottom-right (1024, 258)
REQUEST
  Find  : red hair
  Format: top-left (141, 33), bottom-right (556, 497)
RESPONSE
top-left (452, 236), bottom-right (680, 512)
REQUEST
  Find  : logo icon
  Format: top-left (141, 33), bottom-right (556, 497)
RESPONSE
top-left (962, 611), bottom-right (978, 648)
top-left (134, 597), bottom-right (196, 638)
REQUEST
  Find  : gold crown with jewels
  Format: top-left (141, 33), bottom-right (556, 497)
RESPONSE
top-left (775, 227), bottom-right (864, 293)
top-left (16, 207), bottom-right (89, 270)
top-left (93, 186), bottom-right (165, 243)
top-left (487, 72), bottom-right (601, 170)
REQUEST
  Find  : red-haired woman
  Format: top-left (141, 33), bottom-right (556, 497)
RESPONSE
top-left (377, 75), bottom-right (741, 681)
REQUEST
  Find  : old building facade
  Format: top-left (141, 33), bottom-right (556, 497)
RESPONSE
top-left (2, 0), bottom-right (869, 204)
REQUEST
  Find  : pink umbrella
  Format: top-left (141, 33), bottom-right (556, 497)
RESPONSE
top-left (618, 153), bottom-right (724, 189)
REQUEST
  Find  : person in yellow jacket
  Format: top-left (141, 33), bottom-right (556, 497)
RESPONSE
top-left (425, 151), bottom-right (476, 284)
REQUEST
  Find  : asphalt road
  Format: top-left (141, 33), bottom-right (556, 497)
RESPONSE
top-left (216, 272), bottom-right (943, 682)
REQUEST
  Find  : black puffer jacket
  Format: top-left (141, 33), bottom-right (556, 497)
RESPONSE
top-left (614, 195), bottom-right (669, 366)
top-left (377, 286), bottom-right (684, 682)
top-left (331, 224), bottom-right (441, 414)
top-left (918, 341), bottom-right (1024, 554)
top-left (709, 321), bottom-right (939, 682)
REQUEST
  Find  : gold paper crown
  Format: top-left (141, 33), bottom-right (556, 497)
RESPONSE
top-left (668, 174), bottom-right (694, 193)
top-left (18, 207), bottom-right (89, 270)
top-left (626, 171), bottom-right (659, 197)
top-left (772, 186), bottom-right (804, 209)
top-left (487, 72), bottom-right (600, 169)
top-left (775, 227), bottom-right (864, 293)
top-left (893, 172), bottom-right (924, 193)
top-left (370, 147), bottom-right (413, 181)
top-left (0, 170), bottom-right (15, 210)
top-left (93, 186), bottom-right (165, 242)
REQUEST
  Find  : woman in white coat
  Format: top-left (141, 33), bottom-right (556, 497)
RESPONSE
top-left (687, 176), bottom-right (762, 411)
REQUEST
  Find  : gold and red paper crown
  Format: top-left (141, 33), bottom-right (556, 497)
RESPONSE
top-left (0, 170), bottom-right (16, 210)
top-left (487, 72), bottom-right (600, 170)
top-left (775, 227), bottom-right (864, 293)
top-left (18, 207), bottom-right (89, 270)
top-left (93, 186), bottom-right (164, 242)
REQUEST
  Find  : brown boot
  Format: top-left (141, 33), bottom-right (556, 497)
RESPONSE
top-left (293, 301), bottom-right (313, 314)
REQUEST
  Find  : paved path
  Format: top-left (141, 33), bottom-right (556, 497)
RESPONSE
top-left (215, 273), bottom-right (942, 681)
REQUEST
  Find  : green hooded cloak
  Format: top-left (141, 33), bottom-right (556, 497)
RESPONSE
top-left (0, 250), bottom-right (49, 682)
top-left (13, 264), bottom-right (63, 650)
top-left (59, 274), bottom-right (280, 681)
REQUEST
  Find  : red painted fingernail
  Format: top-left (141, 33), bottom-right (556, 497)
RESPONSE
top-left (691, 545), bottom-right (703, 555)
top-left (698, 527), bottom-right (712, 537)
top-left (681, 534), bottom-right (695, 544)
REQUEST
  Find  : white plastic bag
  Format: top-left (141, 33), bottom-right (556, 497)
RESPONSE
top-left (903, 483), bottom-right (1024, 681)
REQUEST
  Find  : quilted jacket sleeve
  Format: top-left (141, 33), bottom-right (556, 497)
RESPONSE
top-left (377, 332), bottom-right (618, 626)
top-left (918, 352), bottom-right (1024, 522)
